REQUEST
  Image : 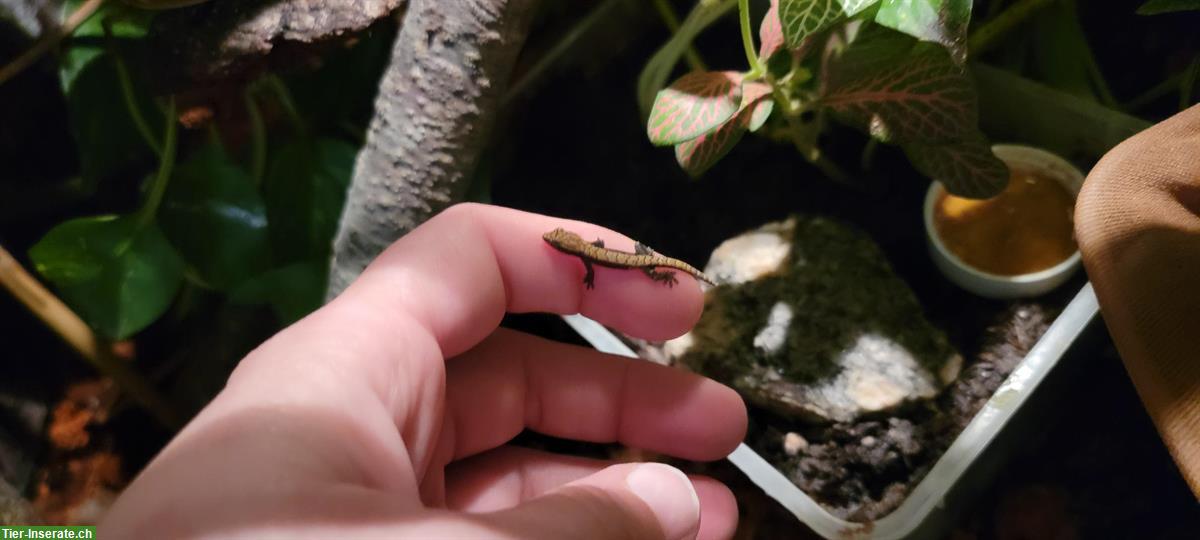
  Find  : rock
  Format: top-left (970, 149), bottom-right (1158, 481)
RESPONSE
top-left (704, 219), bottom-right (794, 284)
top-left (0, 478), bottom-right (35, 524)
top-left (782, 432), bottom-right (808, 456)
top-left (660, 216), bottom-right (961, 423)
top-left (0, 389), bottom-right (47, 493)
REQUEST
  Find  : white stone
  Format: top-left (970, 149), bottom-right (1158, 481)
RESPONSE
top-left (753, 302), bottom-right (793, 355)
top-left (939, 354), bottom-right (964, 385)
top-left (787, 333), bottom-right (947, 422)
top-left (783, 432), bottom-right (809, 456)
top-left (661, 332), bottom-right (695, 361)
top-left (703, 218), bottom-right (794, 285)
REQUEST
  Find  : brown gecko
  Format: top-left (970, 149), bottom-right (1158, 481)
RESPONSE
top-left (542, 228), bottom-right (716, 289)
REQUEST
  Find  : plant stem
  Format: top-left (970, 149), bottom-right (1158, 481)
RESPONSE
top-left (738, 0), bottom-right (764, 78)
top-left (502, 0), bottom-right (624, 105)
top-left (244, 90), bottom-right (267, 184)
top-left (265, 75), bottom-right (306, 134)
top-left (1181, 54), bottom-right (1199, 111)
top-left (0, 243), bottom-right (182, 430)
top-left (0, 0), bottom-right (107, 85)
top-left (651, 0), bottom-right (706, 71)
top-left (1119, 53), bottom-right (1200, 113)
top-left (112, 50), bottom-right (162, 156)
top-left (137, 97), bottom-right (178, 229)
top-left (766, 74), bottom-right (856, 187)
top-left (1123, 73), bottom-right (1182, 111)
top-left (967, 0), bottom-right (1054, 57)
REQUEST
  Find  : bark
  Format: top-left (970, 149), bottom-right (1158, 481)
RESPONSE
top-left (149, 0), bottom-right (406, 86)
top-left (326, 0), bottom-right (537, 297)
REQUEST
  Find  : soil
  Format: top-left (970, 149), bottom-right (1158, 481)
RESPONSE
top-left (746, 303), bottom-right (1058, 521)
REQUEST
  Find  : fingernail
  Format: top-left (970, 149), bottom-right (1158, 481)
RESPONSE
top-left (625, 463), bottom-right (701, 540)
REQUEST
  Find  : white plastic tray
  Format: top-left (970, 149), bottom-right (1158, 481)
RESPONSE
top-left (562, 282), bottom-right (1100, 539)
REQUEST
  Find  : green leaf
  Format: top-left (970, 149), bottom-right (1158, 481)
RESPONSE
top-left (648, 71), bottom-right (744, 145)
top-left (778, 0), bottom-right (877, 48)
top-left (264, 138), bottom-right (356, 264)
top-left (972, 64), bottom-right (1150, 161)
top-left (60, 0), bottom-right (154, 92)
top-left (874, 0), bottom-right (970, 63)
top-left (29, 215), bottom-right (184, 339)
top-left (759, 0), bottom-right (785, 62)
top-left (1024, 1), bottom-right (1112, 103)
top-left (1137, 0), bottom-right (1200, 14)
top-left (903, 138), bottom-right (1009, 198)
top-left (160, 144), bottom-right (271, 289)
top-left (232, 263), bottom-right (327, 325)
top-left (637, 0), bottom-right (737, 116)
top-left (62, 20), bottom-right (163, 185)
top-left (59, 2), bottom-right (159, 185)
top-left (65, 58), bottom-right (160, 184)
top-left (821, 25), bottom-right (976, 143)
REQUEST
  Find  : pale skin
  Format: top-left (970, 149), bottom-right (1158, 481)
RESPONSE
top-left (100, 203), bottom-right (748, 539)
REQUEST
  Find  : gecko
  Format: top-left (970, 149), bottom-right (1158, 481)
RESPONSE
top-left (542, 228), bottom-right (716, 289)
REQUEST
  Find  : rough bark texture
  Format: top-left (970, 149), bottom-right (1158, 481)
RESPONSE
top-left (150, 0), bottom-right (406, 86)
top-left (326, 0), bottom-right (537, 297)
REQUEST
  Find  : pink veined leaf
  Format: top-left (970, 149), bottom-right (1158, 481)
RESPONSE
top-left (674, 115), bottom-right (749, 177)
top-left (740, 81), bottom-right (775, 132)
top-left (674, 80), bottom-right (776, 176)
top-left (759, 0), bottom-right (784, 62)
top-left (902, 138), bottom-right (1010, 198)
top-left (647, 71), bottom-right (744, 146)
top-left (741, 81), bottom-right (773, 106)
top-left (748, 99), bottom-right (775, 132)
top-left (821, 35), bottom-right (976, 144)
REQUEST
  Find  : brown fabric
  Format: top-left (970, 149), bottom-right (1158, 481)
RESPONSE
top-left (1075, 104), bottom-right (1200, 496)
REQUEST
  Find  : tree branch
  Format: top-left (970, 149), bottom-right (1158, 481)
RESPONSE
top-left (327, 0), bottom-right (537, 297)
top-left (148, 0), bottom-right (407, 86)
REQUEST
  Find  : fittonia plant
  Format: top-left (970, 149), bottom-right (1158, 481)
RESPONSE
top-left (644, 0), bottom-right (1010, 199)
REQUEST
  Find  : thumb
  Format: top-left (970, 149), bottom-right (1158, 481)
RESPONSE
top-left (481, 463), bottom-right (702, 540)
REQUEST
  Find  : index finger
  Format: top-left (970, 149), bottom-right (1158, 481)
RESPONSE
top-left (338, 203), bottom-right (706, 357)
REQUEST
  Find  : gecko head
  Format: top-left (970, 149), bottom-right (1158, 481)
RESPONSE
top-left (542, 227), bottom-right (577, 247)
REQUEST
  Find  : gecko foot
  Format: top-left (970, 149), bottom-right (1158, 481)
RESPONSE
top-left (644, 268), bottom-right (678, 287)
top-left (583, 260), bottom-right (596, 289)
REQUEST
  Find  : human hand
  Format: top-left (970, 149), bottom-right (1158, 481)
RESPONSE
top-left (100, 203), bottom-right (748, 539)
